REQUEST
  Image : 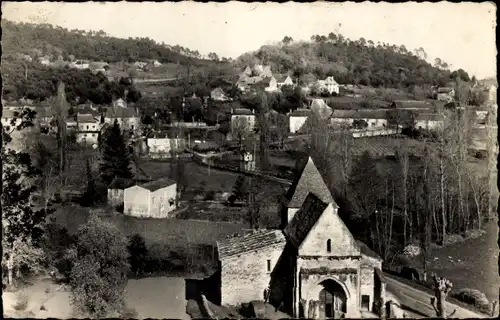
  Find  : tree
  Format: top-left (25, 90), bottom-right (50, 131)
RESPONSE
top-left (232, 116), bottom-right (252, 151)
top-left (52, 82), bottom-right (69, 177)
top-left (282, 36), bottom-right (293, 45)
top-left (231, 175), bottom-right (247, 203)
top-left (430, 274), bottom-right (456, 318)
top-left (67, 215), bottom-right (130, 318)
top-left (2, 109), bottom-right (51, 287)
top-left (258, 92), bottom-right (271, 170)
top-left (99, 120), bottom-right (133, 186)
top-left (81, 156), bottom-right (100, 206)
top-left (127, 234), bottom-right (148, 276)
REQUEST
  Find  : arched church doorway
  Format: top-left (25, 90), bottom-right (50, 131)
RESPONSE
top-left (318, 279), bottom-right (347, 319)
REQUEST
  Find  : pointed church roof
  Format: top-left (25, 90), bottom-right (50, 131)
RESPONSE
top-left (284, 193), bottom-right (329, 247)
top-left (286, 157), bottom-right (335, 208)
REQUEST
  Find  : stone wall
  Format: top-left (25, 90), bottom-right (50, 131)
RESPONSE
top-left (220, 243), bottom-right (286, 307)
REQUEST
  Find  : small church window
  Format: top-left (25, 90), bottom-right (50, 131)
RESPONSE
top-left (267, 259), bottom-right (271, 272)
top-left (327, 239), bottom-right (332, 252)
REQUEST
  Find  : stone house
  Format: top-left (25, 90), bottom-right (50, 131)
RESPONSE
top-left (76, 113), bottom-right (101, 145)
top-left (263, 76), bottom-right (280, 93)
top-left (216, 158), bottom-right (386, 318)
top-left (315, 77), bottom-right (340, 96)
top-left (330, 110), bottom-right (389, 129)
top-left (104, 99), bottom-right (141, 133)
top-left (414, 113), bottom-right (444, 131)
top-left (107, 178), bottom-right (136, 207)
top-left (288, 109), bottom-right (312, 134)
top-left (146, 131), bottom-right (185, 158)
top-left (231, 108), bottom-right (256, 133)
top-left (211, 87), bottom-right (230, 101)
top-left (123, 177), bottom-right (177, 218)
top-left (436, 87), bottom-right (455, 103)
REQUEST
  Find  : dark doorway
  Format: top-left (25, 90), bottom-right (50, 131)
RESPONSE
top-left (318, 279), bottom-right (347, 318)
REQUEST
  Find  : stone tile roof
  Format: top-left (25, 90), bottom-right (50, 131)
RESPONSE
top-left (108, 178), bottom-right (136, 190)
top-left (138, 177), bottom-right (176, 192)
top-left (289, 108), bottom-right (312, 117)
top-left (285, 157), bottom-right (335, 208)
top-left (284, 193), bottom-right (330, 247)
top-left (232, 108), bottom-right (255, 116)
top-left (105, 106), bottom-right (138, 118)
top-left (76, 113), bottom-right (99, 123)
top-left (356, 240), bottom-right (383, 261)
top-left (217, 229), bottom-right (286, 260)
top-left (391, 100), bottom-right (432, 109)
top-left (331, 109), bottom-right (388, 119)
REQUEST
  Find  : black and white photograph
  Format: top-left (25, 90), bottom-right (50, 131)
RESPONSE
top-left (1, 1), bottom-right (497, 319)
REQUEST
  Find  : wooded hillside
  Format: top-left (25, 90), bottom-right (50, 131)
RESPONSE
top-left (1, 20), bottom-right (200, 65)
top-left (236, 34), bottom-right (473, 89)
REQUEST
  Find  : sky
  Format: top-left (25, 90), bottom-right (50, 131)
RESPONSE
top-left (2, 1), bottom-right (497, 79)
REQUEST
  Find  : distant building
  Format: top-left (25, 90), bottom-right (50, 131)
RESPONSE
top-left (390, 100), bottom-right (433, 111)
top-left (104, 99), bottom-right (141, 132)
top-left (231, 108), bottom-right (256, 133)
top-left (436, 87), bottom-right (455, 103)
top-left (211, 87), bottom-right (230, 101)
top-left (263, 76), bottom-right (279, 92)
top-left (153, 60), bottom-right (162, 67)
top-left (146, 131), bottom-right (186, 158)
top-left (315, 76), bottom-right (340, 95)
top-left (330, 110), bottom-right (388, 129)
top-left (76, 113), bottom-right (101, 145)
top-left (107, 178), bottom-right (136, 208)
top-left (123, 177), bottom-right (178, 218)
top-left (280, 75), bottom-right (295, 88)
top-left (288, 109), bottom-right (312, 133)
top-left (414, 113), bottom-right (444, 131)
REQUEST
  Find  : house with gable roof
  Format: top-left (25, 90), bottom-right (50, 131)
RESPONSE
top-left (216, 157), bottom-right (386, 319)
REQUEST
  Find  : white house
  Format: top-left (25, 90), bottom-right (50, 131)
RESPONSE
top-left (264, 76), bottom-right (280, 93)
top-left (288, 109), bottom-right (312, 133)
top-left (104, 101), bottom-right (141, 133)
top-left (436, 87), bottom-right (455, 103)
top-left (315, 76), bottom-right (340, 95)
top-left (330, 110), bottom-right (389, 129)
top-left (211, 87), bottom-right (230, 101)
top-left (231, 108), bottom-right (256, 132)
top-left (123, 177), bottom-right (178, 218)
top-left (75, 113), bottom-right (101, 145)
top-left (147, 132), bottom-right (186, 158)
top-left (414, 113), bottom-right (445, 131)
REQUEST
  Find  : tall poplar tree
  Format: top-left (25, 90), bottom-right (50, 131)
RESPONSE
top-left (99, 120), bottom-right (133, 186)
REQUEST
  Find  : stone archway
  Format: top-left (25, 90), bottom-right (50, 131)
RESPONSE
top-left (306, 278), bottom-right (350, 319)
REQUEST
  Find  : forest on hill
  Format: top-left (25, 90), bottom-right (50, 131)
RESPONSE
top-left (236, 33), bottom-right (474, 89)
top-left (1, 20), bottom-right (204, 65)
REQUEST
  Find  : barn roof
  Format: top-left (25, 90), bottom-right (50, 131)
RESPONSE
top-left (330, 109), bottom-right (388, 119)
top-left (217, 229), bottom-right (286, 260)
top-left (232, 108), bottom-right (254, 116)
top-left (138, 177), bottom-right (176, 192)
top-left (286, 157), bottom-right (335, 208)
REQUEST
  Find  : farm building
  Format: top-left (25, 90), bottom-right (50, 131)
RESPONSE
top-left (217, 157), bottom-right (386, 318)
top-left (146, 131), bottom-right (186, 158)
top-left (123, 177), bottom-right (178, 218)
top-left (414, 113), bottom-right (444, 131)
top-left (330, 110), bottom-right (388, 129)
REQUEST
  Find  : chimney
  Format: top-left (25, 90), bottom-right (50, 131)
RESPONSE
top-left (252, 109), bottom-right (255, 114)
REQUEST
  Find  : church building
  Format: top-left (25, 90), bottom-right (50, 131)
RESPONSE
top-left (217, 157), bottom-right (387, 318)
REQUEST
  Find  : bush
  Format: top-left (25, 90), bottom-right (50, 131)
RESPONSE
top-left (451, 288), bottom-right (491, 314)
top-left (204, 190), bottom-right (216, 201)
top-left (120, 307), bottom-right (138, 319)
top-left (115, 203), bottom-right (124, 214)
top-left (127, 233), bottom-right (149, 276)
top-left (13, 291), bottom-right (29, 311)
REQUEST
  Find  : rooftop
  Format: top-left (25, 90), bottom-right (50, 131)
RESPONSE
top-left (331, 109), bottom-right (388, 119)
top-left (232, 108), bottom-right (255, 116)
top-left (138, 177), bottom-right (176, 192)
top-left (286, 157), bottom-right (335, 208)
top-left (77, 113), bottom-right (99, 123)
top-left (289, 108), bottom-right (312, 117)
top-left (108, 177), bottom-right (136, 190)
top-left (217, 229), bottom-right (286, 260)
